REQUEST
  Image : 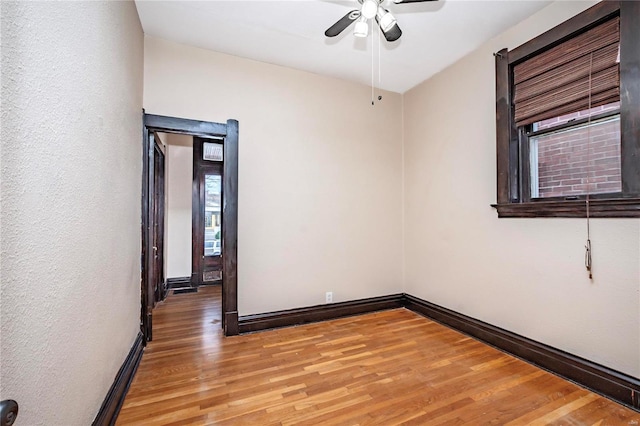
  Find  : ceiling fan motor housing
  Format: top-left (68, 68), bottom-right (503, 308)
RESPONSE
top-left (361, 0), bottom-right (379, 19)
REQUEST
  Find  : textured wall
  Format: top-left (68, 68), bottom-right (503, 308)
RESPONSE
top-left (144, 37), bottom-right (403, 315)
top-left (403, 0), bottom-right (640, 377)
top-left (165, 134), bottom-right (193, 278)
top-left (0, 2), bottom-right (144, 424)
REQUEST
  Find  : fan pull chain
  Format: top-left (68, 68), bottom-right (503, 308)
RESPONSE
top-left (378, 21), bottom-right (381, 90)
top-left (371, 20), bottom-right (383, 106)
top-left (371, 20), bottom-right (375, 105)
top-left (585, 53), bottom-right (593, 280)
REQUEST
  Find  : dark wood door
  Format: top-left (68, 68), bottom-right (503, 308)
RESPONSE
top-left (152, 140), bottom-right (166, 302)
top-left (142, 131), bottom-right (165, 342)
top-left (192, 138), bottom-right (224, 287)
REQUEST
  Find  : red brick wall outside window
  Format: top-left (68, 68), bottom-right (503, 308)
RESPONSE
top-left (531, 102), bottom-right (621, 198)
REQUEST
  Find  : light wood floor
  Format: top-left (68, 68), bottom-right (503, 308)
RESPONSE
top-left (117, 286), bottom-right (639, 425)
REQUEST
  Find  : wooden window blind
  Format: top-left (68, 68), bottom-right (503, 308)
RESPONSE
top-left (513, 17), bottom-right (620, 127)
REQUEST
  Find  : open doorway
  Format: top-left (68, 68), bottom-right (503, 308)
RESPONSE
top-left (160, 133), bottom-right (192, 290)
top-left (141, 113), bottom-right (239, 341)
top-left (162, 135), bottom-right (223, 288)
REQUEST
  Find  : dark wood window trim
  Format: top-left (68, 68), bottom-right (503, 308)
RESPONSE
top-left (493, 0), bottom-right (640, 218)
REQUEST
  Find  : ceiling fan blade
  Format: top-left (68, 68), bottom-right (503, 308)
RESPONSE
top-left (382, 23), bottom-right (402, 42)
top-left (392, 0), bottom-right (438, 3)
top-left (325, 10), bottom-right (360, 37)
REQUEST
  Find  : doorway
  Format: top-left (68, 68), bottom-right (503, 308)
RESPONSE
top-left (141, 113), bottom-right (239, 340)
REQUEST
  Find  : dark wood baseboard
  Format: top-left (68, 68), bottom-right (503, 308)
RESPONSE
top-left (173, 287), bottom-right (198, 295)
top-left (237, 294), bottom-right (404, 334)
top-left (166, 276), bottom-right (191, 290)
top-left (161, 280), bottom-right (169, 301)
top-left (403, 293), bottom-right (640, 412)
top-left (92, 332), bottom-right (144, 426)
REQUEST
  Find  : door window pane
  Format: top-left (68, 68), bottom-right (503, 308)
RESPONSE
top-left (204, 174), bottom-right (222, 256)
top-left (203, 142), bottom-right (223, 162)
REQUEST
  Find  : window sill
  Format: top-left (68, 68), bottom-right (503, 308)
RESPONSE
top-left (491, 198), bottom-right (640, 218)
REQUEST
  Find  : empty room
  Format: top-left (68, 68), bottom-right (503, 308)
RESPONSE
top-left (1, 0), bottom-right (639, 425)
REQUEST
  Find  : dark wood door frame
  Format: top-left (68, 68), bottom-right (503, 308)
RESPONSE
top-left (141, 123), bottom-right (151, 341)
top-left (141, 113), bottom-right (239, 337)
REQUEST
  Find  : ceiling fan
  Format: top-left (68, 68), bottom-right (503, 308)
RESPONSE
top-left (325, 0), bottom-right (439, 42)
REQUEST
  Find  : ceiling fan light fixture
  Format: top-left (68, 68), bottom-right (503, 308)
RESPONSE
top-left (376, 8), bottom-right (397, 32)
top-left (361, 0), bottom-right (378, 20)
top-left (353, 16), bottom-right (369, 38)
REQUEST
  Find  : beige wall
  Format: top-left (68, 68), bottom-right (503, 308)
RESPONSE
top-left (0, 2), bottom-right (144, 424)
top-left (144, 36), bottom-right (403, 315)
top-left (403, 0), bottom-right (640, 378)
top-left (165, 134), bottom-right (194, 278)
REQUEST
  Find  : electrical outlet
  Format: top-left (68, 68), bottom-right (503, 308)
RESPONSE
top-left (325, 291), bottom-right (333, 304)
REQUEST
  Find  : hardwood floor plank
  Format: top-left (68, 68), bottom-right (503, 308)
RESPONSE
top-left (117, 286), bottom-right (640, 425)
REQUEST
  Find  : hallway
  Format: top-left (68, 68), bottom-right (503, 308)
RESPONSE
top-left (117, 287), bottom-right (639, 425)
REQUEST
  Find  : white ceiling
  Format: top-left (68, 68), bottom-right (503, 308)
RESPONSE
top-left (135, 0), bottom-right (552, 94)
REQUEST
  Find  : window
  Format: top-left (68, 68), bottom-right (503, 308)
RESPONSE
top-left (530, 106), bottom-right (620, 199)
top-left (494, 1), bottom-right (639, 218)
top-left (203, 142), bottom-right (224, 162)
